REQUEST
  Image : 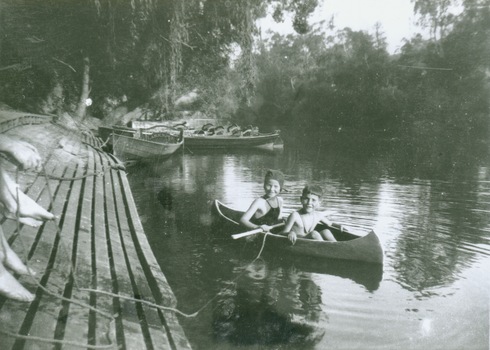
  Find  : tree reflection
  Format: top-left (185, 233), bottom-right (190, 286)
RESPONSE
top-left (212, 259), bottom-right (325, 347)
top-left (392, 177), bottom-right (490, 294)
top-left (379, 146), bottom-right (490, 294)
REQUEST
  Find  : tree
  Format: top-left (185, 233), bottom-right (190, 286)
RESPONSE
top-left (0, 0), bottom-right (320, 120)
top-left (411, 0), bottom-right (457, 41)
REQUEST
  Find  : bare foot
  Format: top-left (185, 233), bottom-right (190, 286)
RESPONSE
top-left (0, 209), bottom-right (44, 227)
top-left (0, 169), bottom-right (54, 224)
top-left (0, 242), bottom-right (35, 277)
top-left (0, 267), bottom-right (34, 302)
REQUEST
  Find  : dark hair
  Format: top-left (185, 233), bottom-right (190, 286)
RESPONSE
top-left (302, 185), bottom-right (323, 198)
top-left (264, 169), bottom-right (284, 189)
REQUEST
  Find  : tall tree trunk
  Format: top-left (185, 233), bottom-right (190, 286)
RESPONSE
top-left (76, 56), bottom-right (90, 120)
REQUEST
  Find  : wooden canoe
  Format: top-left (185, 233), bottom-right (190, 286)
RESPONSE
top-left (112, 131), bottom-right (183, 160)
top-left (212, 200), bottom-right (384, 264)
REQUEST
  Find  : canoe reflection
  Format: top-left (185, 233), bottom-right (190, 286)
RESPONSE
top-left (212, 259), bottom-right (325, 346)
top-left (269, 254), bottom-right (383, 292)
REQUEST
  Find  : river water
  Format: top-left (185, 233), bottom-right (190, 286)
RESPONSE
top-left (127, 139), bottom-right (489, 350)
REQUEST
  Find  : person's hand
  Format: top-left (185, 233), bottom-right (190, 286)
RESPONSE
top-left (0, 138), bottom-right (42, 171)
top-left (261, 224), bottom-right (271, 232)
top-left (288, 232), bottom-right (297, 245)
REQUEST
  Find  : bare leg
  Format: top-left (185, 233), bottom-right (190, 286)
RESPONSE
top-left (320, 229), bottom-right (337, 242)
top-left (0, 229), bottom-right (35, 276)
top-left (306, 231), bottom-right (324, 241)
top-left (0, 228), bottom-right (34, 302)
top-left (0, 168), bottom-right (54, 225)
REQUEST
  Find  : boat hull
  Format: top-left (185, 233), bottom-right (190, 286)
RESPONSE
top-left (212, 200), bottom-right (384, 264)
top-left (112, 133), bottom-right (183, 160)
top-left (255, 230), bottom-right (383, 264)
top-left (98, 125), bottom-right (134, 145)
top-left (184, 133), bottom-right (281, 150)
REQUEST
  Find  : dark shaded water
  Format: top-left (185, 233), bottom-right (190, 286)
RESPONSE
top-left (127, 140), bottom-right (489, 350)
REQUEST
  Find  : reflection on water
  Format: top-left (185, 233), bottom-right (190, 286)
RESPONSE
top-left (127, 139), bottom-right (490, 349)
top-left (157, 186), bottom-right (173, 211)
top-left (275, 255), bottom-right (383, 292)
top-left (212, 259), bottom-right (325, 347)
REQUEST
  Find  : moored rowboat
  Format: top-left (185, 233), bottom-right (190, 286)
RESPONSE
top-left (212, 200), bottom-right (384, 264)
top-left (98, 125), bottom-right (135, 145)
top-left (112, 130), bottom-right (183, 160)
top-left (104, 122), bottom-right (283, 150)
top-left (184, 132), bottom-right (282, 150)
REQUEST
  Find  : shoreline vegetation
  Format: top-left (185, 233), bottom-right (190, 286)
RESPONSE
top-left (0, 1), bottom-right (487, 152)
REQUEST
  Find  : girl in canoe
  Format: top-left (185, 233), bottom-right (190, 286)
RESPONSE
top-left (281, 185), bottom-right (337, 244)
top-left (239, 169), bottom-right (284, 232)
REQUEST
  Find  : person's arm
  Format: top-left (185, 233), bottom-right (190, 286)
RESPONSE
top-left (318, 214), bottom-right (346, 233)
top-left (280, 212), bottom-right (300, 244)
top-left (318, 211), bottom-right (333, 227)
top-left (239, 198), bottom-right (263, 229)
top-left (0, 134), bottom-right (42, 171)
top-left (278, 212), bottom-right (294, 234)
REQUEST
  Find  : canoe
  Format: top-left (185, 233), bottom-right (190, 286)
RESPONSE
top-left (111, 130), bottom-right (183, 160)
top-left (183, 132), bottom-right (282, 150)
top-left (212, 200), bottom-right (384, 264)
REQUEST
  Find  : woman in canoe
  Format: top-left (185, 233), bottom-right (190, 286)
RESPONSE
top-left (239, 169), bottom-right (284, 232)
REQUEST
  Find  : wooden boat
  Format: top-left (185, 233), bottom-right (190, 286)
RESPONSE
top-left (106, 121), bottom-right (283, 150)
top-left (184, 131), bottom-right (282, 150)
top-left (98, 125), bottom-right (180, 145)
top-left (98, 125), bottom-right (134, 144)
top-left (111, 128), bottom-right (183, 160)
top-left (212, 200), bottom-right (384, 264)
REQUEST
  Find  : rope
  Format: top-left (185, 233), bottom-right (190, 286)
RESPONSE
top-left (78, 288), bottom-right (202, 318)
top-left (81, 232), bottom-right (272, 319)
top-left (252, 231), bottom-right (269, 262)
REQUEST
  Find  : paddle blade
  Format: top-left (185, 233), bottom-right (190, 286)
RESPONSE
top-left (232, 228), bottom-right (263, 239)
top-left (231, 223), bottom-right (285, 240)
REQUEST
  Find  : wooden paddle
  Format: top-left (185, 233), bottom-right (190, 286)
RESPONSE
top-left (231, 223), bottom-right (285, 240)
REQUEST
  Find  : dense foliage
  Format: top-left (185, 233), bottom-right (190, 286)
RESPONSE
top-left (252, 0), bottom-right (489, 148)
top-left (0, 0), bottom-right (488, 148)
top-left (0, 0), bottom-right (316, 119)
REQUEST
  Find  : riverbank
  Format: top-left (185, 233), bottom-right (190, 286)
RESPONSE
top-left (0, 111), bottom-right (191, 349)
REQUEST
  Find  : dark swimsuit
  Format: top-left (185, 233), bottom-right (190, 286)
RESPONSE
top-left (251, 197), bottom-right (280, 226)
